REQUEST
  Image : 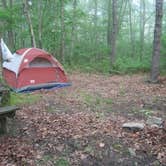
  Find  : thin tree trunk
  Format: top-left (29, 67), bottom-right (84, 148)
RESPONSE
top-left (117, 0), bottom-right (128, 35)
top-left (129, 0), bottom-right (135, 57)
top-left (8, 0), bottom-right (14, 49)
top-left (38, 1), bottom-right (43, 48)
top-left (94, 0), bottom-right (98, 46)
top-left (1, 0), bottom-right (7, 8)
top-left (1, 0), bottom-right (14, 49)
top-left (140, 0), bottom-right (145, 60)
top-left (150, 0), bottom-right (163, 83)
top-left (23, 0), bottom-right (36, 47)
top-left (110, 0), bottom-right (118, 67)
top-left (60, 0), bottom-right (65, 63)
top-left (70, 0), bottom-right (77, 65)
top-left (107, 0), bottom-right (111, 46)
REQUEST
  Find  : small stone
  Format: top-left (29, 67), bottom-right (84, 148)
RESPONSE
top-left (150, 124), bottom-right (160, 128)
top-left (56, 145), bottom-right (64, 152)
top-left (36, 154), bottom-right (42, 159)
top-left (80, 154), bottom-right (87, 160)
top-left (99, 142), bottom-right (105, 148)
top-left (146, 116), bottom-right (163, 127)
top-left (128, 148), bottom-right (136, 156)
top-left (122, 122), bottom-right (145, 131)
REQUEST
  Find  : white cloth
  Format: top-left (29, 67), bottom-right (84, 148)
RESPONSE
top-left (3, 48), bottom-right (32, 76)
top-left (0, 38), bottom-right (14, 61)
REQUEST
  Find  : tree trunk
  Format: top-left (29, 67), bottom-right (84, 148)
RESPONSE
top-left (107, 0), bottom-right (111, 46)
top-left (117, 0), bottom-right (128, 35)
top-left (139, 0), bottom-right (146, 60)
top-left (110, 0), bottom-right (118, 67)
top-left (70, 0), bottom-right (77, 65)
top-left (1, 0), bottom-right (7, 8)
top-left (9, 0), bottom-right (14, 49)
top-left (60, 0), bottom-right (65, 63)
top-left (1, 0), bottom-right (14, 49)
top-left (38, 1), bottom-right (43, 48)
top-left (23, 0), bottom-right (36, 47)
top-left (94, 0), bottom-right (98, 46)
top-left (150, 0), bottom-right (163, 83)
top-left (129, 0), bottom-right (135, 57)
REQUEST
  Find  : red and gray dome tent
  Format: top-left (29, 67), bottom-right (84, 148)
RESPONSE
top-left (1, 39), bottom-right (71, 92)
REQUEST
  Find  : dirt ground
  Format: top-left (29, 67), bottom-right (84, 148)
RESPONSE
top-left (0, 72), bottom-right (166, 166)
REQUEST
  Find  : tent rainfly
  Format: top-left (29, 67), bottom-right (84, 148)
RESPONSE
top-left (1, 41), bottom-right (70, 92)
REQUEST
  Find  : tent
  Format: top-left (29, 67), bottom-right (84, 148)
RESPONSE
top-left (2, 47), bottom-right (70, 92)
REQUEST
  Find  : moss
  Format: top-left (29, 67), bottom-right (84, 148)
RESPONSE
top-left (0, 87), bottom-right (10, 106)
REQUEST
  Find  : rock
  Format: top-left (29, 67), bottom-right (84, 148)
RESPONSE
top-left (128, 148), bottom-right (136, 156)
top-left (99, 142), bottom-right (105, 148)
top-left (122, 122), bottom-right (145, 131)
top-left (56, 145), bottom-right (64, 152)
top-left (150, 124), bottom-right (160, 128)
top-left (146, 116), bottom-right (163, 128)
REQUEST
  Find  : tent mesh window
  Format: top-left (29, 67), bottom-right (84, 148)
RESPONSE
top-left (29, 57), bottom-right (52, 67)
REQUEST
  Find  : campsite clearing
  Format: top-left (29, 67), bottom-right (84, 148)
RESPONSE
top-left (0, 72), bottom-right (165, 165)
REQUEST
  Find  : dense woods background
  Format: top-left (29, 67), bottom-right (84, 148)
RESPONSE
top-left (0, 0), bottom-right (165, 74)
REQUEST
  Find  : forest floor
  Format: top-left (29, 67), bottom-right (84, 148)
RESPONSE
top-left (0, 72), bottom-right (166, 166)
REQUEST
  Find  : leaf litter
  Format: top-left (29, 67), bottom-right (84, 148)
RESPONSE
top-left (0, 72), bottom-right (165, 165)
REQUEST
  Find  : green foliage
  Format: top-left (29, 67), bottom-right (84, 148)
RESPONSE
top-left (10, 92), bottom-right (41, 106)
top-left (55, 158), bottom-right (69, 166)
top-left (0, 9), bottom-right (11, 22)
top-left (114, 56), bottom-right (150, 73)
top-left (66, 54), bottom-right (151, 74)
top-left (84, 145), bottom-right (94, 153)
top-left (139, 109), bottom-right (153, 117)
top-left (37, 155), bottom-right (69, 166)
top-left (36, 154), bottom-right (56, 166)
top-left (0, 4), bottom-right (23, 32)
top-left (0, 0), bottom-right (164, 75)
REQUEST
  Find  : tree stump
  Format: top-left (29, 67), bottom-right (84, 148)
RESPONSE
top-left (0, 87), bottom-right (19, 135)
top-left (0, 87), bottom-right (10, 106)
